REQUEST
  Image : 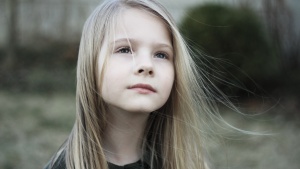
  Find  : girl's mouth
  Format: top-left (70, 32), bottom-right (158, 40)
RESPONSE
top-left (128, 83), bottom-right (156, 93)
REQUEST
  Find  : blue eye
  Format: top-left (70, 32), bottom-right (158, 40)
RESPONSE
top-left (117, 47), bottom-right (131, 54)
top-left (155, 52), bottom-right (168, 59)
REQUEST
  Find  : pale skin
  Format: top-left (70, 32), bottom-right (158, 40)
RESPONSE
top-left (99, 8), bottom-right (174, 165)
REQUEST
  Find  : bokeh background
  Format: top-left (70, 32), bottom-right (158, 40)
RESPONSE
top-left (0, 0), bottom-right (299, 168)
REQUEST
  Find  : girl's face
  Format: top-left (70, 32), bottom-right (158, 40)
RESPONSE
top-left (100, 8), bottom-right (174, 114)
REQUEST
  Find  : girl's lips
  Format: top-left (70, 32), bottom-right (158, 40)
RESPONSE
top-left (128, 83), bottom-right (156, 93)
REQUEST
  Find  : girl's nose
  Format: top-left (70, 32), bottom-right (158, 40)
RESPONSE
top-left (134, 54), bottom-right (154, 76)
top-left (136, 66), bottom-right (153, 76)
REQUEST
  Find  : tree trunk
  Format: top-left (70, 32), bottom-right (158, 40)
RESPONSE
top-left (5, 0), bottom-right (18, 70)
top-left (61, 0), bottom-right (70, 42)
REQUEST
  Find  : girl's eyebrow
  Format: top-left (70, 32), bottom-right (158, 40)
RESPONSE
top-left (112, 38), bottom-right (173, 50)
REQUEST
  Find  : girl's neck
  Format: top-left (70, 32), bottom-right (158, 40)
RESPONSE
top-left (103, 107), bottom-right (150, 166)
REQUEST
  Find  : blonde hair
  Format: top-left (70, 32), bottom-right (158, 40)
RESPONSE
top-left (49, 0), bottom-right (234, 169)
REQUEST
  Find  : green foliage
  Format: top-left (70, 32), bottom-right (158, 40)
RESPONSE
top-left (180, 3), bottom-right (280, 96)
top-left (0, 42), bottom-right (78, 93)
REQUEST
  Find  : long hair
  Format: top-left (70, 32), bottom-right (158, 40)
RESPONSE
top-left (51, 0), bottom-right (223, 169)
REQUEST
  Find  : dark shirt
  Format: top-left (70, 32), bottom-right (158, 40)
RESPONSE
top-left (44, 159), bottom-right (150, 169)
top-left (44, 151), bottom-right (154, 169)
top-left (108, 160), bottom-right (150, 169)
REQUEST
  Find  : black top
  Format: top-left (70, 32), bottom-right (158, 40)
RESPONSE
top-left (44, 159), bottom-right (150, 169)
top-left (43, 151), bottom-right (156, 169)
top-left (108, 160), bottom-right (150, 169)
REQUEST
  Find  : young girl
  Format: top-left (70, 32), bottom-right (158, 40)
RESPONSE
top-left (45, 0), bottom-right (220, 168)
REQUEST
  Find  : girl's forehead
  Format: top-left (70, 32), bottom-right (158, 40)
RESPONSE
top-left (111, 7), bottom-right (172, 42)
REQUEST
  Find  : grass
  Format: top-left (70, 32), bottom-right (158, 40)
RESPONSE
top-left (209, 111), bottom-right (300, 169)
top-left (0, 91), bottom-right (299, 169)
top-left (0, 91), bottom-right (75, 169)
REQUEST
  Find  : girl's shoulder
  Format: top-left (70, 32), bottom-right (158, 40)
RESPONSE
top-left (43, 151), bottom-right (66, 169)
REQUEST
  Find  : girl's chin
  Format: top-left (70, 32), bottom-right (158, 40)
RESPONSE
top-left (123, 108), bottom-right (156, 114)
top-left (106, 104), bottom-right (158, 115)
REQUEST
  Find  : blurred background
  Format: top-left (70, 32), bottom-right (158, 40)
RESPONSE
top-left (0, 0), bottom-right (299, 168)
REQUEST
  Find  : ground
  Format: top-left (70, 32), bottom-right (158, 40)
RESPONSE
top-left (0, 91), bottom-right (299, 169)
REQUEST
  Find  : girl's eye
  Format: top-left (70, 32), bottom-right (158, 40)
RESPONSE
top-left (155, 52), bottom-right (168, 59)
top-left (116, 47), bottom-right (132, 54)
